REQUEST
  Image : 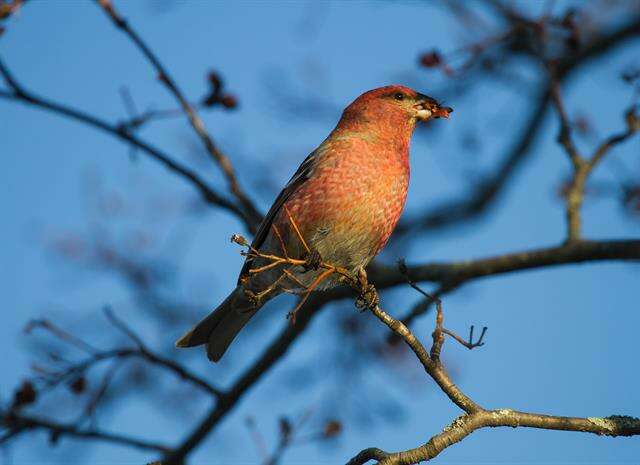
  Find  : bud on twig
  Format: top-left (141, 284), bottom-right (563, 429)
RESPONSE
top-left (323, 420), bottom-right (342, 438)
top-left (419, 51), bottom-right (442, 68)
top-left (69, 376), bottom-right (87, 395)
top-left (230, 234), bottom-right (249, 246)
top-left (12, 380), bottom-right (37, 409)
top-left (625, 106), bottom-right (640, 133)
top-left (279, 417), bottom-right (292, 440)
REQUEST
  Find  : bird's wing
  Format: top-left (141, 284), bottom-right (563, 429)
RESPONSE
top-left (238, 150), bottom-right (318, 282)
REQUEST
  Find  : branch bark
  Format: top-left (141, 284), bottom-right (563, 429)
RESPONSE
top-left (347, 411), bottom-right (640, 465)
top-left (345, 287), bottom-right (640, 465)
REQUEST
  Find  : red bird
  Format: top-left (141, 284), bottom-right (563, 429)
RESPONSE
top-left (176, 85), bottom-right (452, 361)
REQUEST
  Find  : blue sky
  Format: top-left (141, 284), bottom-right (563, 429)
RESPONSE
top-left (1, 1), bottom-right (639, 464)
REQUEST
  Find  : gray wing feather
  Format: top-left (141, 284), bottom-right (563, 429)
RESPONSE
top-left (238, 150), bottom-right (318, 282)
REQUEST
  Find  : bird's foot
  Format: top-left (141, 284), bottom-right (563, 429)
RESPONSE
top-left (243, 289), bottom-right (266, 308)
top-left (355, 284), bottom-right (379, 311)
top-left (354, 268), bottom-right (379, 311)
top-left (302, 249), bottom-right (322, 272)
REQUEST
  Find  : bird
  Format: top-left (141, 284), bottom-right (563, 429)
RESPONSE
top-left (176, 85), bottom-right (452, 362)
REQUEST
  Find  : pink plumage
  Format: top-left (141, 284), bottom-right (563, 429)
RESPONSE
top-left (176, 85), bottom-right (452, 362)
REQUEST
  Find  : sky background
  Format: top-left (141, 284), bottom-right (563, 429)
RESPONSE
top-left (1, 1), bottom-right (639, 464)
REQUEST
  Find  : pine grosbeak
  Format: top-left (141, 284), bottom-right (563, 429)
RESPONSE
top-left (176, 85), bottom-right (452, 361)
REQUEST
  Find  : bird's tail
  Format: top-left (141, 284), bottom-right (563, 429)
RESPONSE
top-left (175, 287), bottom-right (259, 362)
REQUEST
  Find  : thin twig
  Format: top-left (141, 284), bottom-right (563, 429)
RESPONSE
top-left (0, 58), bottom-right (256, 231)
top-left (95, 0), bottom-right (262, 225)
top-left (1, 408), bottom-right (170, 452)
top-left (103, 309), bottom-right (223, 398)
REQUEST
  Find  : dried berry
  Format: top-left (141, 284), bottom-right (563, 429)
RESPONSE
top-left (419, 51), bottom-right (442, 68)
top-left (12, 380), bottom-right (37, 409)
top-left (323, 420), bottom-right (342, 438)
top-left (69, 376), bottom-right (87, 395)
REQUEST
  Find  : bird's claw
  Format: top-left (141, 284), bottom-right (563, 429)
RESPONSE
top-left (355, 284), bottom-right (379, 311)
top-left (302, 249), bottom-right (322, 272)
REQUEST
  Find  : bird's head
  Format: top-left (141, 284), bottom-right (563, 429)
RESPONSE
top-left (344, 85), bottom-right (453, 127)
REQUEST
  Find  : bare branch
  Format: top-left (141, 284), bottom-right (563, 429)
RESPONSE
top-left (159, 237), bottom-right (640, 463)
top-left (0, 58), bottom-right (258, 232)
top-left (398, 14), bottom-right (640, 236)
top-left (442, 325), bottom-right (487, 350)
top-left (347, 411), bottom-right (640, 465)
top-left (549, 68), bottom-right (639, 241)
top-left (95, 0), bottom-right (262, 226)
top-left (103, 309), bottom-right (223, 398)
top-left (370, 239), bottom-right (640, 289)
top-left (550, 74), bottom-right (582, 168)
top-left (346, 276), bottom-right (639, 465)
top-left (27, 314), bottom-right (222, 399)
top-left (1, 408), bottom-right (170, 453)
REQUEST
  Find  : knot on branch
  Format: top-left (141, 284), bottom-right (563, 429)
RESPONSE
top-left (589, 415), bottom-right (640, 436)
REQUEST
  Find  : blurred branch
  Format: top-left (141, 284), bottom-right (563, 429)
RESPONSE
top-left (398, 13), bottom-right (640, 236)
top-left (0, 0), bottom-right (24, 23)
top-left (395, 87), bottom-right (549, 235)
top-left (370, 239), bottom-right (640, 289)
top-left (0, 408), bottom-right (170, 453)
top-left (103, 309), bottom-right (223, 398)
top-left (245, 410), bottom-right (340, 465)
top-left (96, 0), bottom-right (262, 227)
top-left (0, 57), bottom-right (258, 232)
top-left (24, 315), bottom-right (222, 398)
top-left (550, 67), bottom-right (639, 241)
top-left (162, 291), bottom-right (333, 465)
top-left (3, 235), bottom-right (638, 462)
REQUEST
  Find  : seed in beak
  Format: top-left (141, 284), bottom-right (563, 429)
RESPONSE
top-left (432, 106), bottom-right (453, 119)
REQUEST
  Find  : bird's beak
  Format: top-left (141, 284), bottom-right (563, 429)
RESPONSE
top-left (413, 93), bottom-right (453, 121)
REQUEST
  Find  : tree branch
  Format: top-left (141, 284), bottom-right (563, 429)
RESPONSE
top-left (104, 309), bottom-right (223, 398)
top-left (370, 239), bottom-right (640, 289)
top-left (158, 237), bottom-right (639, 463)
top-left (95, 0), bottom-right (262, 226)
top-left (0, 58), bottom-right (258, 232)
top-left (549, 66), bottom-right (638, 242)
top-left (397, 14), bottom-right (640, 236)
top-left (345, 281), bottom-right (640, 465)
top-left (1, 409), bottom-right (170, 453)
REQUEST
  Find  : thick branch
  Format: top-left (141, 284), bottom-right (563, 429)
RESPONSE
top-left (347, 411), bottom-right (640, 465)
top-left (370, 239), bottom-right (640, 289)
top-left (162, 292), bottom-right (334, 464)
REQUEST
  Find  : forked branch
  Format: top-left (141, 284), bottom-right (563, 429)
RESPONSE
top-left (345, 272), bottom-right (640, 465)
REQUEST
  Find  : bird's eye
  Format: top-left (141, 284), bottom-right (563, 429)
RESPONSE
top-left (394, 92), bottom-right (405, 101)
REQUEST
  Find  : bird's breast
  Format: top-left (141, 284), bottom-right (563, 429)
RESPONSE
top-left (282, 149), bottom-right (409, 270)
